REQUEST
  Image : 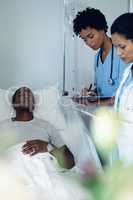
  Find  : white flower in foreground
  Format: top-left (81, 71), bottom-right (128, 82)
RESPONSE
top-left (91, 108), bottom-right (121, 154)
top-left (0, 161), bottom-right (32, 200)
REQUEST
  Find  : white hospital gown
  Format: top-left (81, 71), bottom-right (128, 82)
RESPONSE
top-left (0, 118), bottom-right (65, 149)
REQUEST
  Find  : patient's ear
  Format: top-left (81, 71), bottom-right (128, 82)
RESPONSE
top-left (11, 117), bottom-right (16, 121)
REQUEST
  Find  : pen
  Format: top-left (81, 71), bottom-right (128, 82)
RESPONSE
top-left (88, 83), bottom-right (92, 91)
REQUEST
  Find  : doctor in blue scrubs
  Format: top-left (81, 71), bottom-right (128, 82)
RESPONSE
top-left (73, 7), bottom-right (127, 105)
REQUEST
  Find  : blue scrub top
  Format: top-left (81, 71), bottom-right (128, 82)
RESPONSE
top-left (94, 47), bottom-right (127, 97)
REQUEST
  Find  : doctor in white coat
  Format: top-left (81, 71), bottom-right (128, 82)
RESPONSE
top-left (111, 13), bottom-right (133, 165)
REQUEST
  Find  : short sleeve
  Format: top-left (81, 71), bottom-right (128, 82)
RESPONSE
top-left (47, 124), bottom-right (65, 148)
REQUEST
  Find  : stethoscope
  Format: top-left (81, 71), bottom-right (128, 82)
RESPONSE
top-left (96, 45), bottom-right (114, 85)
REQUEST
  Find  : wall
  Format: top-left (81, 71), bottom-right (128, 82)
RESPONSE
top-left (130, 0), bottom-right (133, 10)
top-left (0, 0), bottom-right (64, 90)
top-left (0, 0), bottom-right (129, 92)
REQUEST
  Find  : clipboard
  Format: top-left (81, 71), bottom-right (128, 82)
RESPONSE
top-left (74, 95), bottom-right (111, 102)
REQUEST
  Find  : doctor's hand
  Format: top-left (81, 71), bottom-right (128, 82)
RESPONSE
top-left (22, 139), bottom-right (48, 156)
top-left (81, 87), bottom-right (97, 97)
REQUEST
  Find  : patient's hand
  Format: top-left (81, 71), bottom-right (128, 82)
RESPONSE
top-left (22, 139), bottom-right (48, 156)
top-left (51, 145), bottom-right (75, 169)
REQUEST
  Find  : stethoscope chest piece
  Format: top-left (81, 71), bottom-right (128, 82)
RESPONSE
top-left (108, 78), bottom-right (114, 85)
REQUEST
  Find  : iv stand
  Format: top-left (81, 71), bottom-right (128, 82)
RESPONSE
top-left (62, 0), bottom-right (68, 96)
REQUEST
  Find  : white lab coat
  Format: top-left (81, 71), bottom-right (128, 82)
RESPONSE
top-left (115, 63), bottom-right (133, 165)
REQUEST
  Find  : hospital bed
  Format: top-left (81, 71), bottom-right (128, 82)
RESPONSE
top-left (0, 86), bottom-right (102, 200)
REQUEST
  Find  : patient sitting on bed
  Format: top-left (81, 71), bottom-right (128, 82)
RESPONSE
top-left (1, 87), bottom-right (74, 169)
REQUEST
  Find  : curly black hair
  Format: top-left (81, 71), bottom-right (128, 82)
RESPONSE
top-left (73, 7), bottom-right (108, 36)
top-left (111, 12), bottom-right (133, 40)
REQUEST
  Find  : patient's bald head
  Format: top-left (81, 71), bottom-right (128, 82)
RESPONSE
top-left (12, 87), bottom-right (35, 112)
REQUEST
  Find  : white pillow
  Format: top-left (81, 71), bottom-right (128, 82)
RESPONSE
top-left (0, 86), bottom-right (62, 124)
top-left (34, 86), bottom-right (60, 119)
top-left (0, 89), bottom-right (14, 121)
top-left (34, 86), bottom-right (66, 128)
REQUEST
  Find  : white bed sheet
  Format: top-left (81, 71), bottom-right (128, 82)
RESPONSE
top-left (4, 143), bottom-right (89, 200)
